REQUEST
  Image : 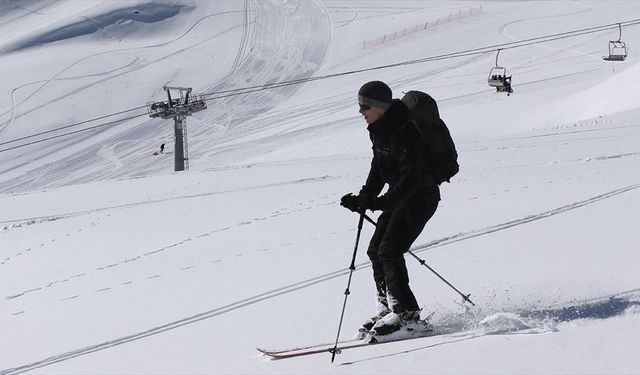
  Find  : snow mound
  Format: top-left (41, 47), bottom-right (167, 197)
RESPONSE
top-left (549, 61), bottom-right (640, 123)
top-left (478, 313), bottom-right (532, 334)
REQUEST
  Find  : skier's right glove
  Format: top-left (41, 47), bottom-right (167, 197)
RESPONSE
top-left (340, 193), bottom-right (360, 213)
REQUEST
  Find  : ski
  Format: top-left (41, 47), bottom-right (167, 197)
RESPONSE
top-left (256, 338), bottom-right (363, 356)
top-left (258, 328), bottom-right (438, 359)
top-left (257, 339), bottom-right (367, 359)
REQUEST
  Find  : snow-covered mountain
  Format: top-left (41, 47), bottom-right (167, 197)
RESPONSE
top-left (1, 1), bottom-right (639, 373)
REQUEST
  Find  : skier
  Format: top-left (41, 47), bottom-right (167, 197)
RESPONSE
top-left (340, 81), bottom-right (440, 338)
top-left (160, 143), bottom-right (165, 154)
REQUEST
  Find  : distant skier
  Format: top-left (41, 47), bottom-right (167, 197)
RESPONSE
top-left (153, 143), bottom-right (166, 156)
top-left (340, 81), bottom-right (441, 339)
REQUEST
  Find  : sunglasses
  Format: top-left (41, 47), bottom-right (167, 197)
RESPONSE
top-left (358, 103), bottom-right (372, 110)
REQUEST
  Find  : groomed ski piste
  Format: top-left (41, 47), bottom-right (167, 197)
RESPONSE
top-left (1, 1), bottom-right (640, 374)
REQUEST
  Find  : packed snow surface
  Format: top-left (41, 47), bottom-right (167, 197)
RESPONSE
top-left (1, 1), bottom-right (640, 374)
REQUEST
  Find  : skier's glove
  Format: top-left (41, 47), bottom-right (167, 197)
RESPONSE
top-left (340, 193), bottom-right (360, 213)
top-left (357, 191), bottom-right (374, 211)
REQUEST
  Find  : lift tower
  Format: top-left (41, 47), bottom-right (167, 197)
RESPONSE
top-left (147, 86), bottom-right (207, 171)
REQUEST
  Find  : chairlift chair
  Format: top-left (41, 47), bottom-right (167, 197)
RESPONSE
top-left (488, 66), bottom-right (508, 87)
top-left (487, 49), bottom-right (512, 95)
top-left (603, 23), bottom-right (628, 62)
top-left (603, 40), bottom-right (627, 61)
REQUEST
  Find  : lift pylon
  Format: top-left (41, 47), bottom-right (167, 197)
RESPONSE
top-left (147, 86), bottom-right (207, 171)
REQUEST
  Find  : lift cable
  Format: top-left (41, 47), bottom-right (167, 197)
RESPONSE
top-left (1, 18), bottom-right (639, 154)
top-left (202, 19), bottom-right (640, 100)
top-left (0, 113), bottom-right (147, 153)
top-left (0, 106), bottom-right (147, 148)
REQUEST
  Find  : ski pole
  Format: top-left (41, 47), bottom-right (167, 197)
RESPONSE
top-left (331, 212), bottom-right (365, 363)
top-left (406, 250), bottom-right (475, 306)
top-left (361, 212), bottom-right (475, 306)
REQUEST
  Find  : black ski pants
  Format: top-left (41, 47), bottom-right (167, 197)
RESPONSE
top-left (367, 191), bottom-right (439, 314)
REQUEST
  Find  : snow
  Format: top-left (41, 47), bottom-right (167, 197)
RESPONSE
top-left (1, 0), bottom-right (640, 374)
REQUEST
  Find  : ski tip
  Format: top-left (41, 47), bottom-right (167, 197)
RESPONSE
top-left (257, 348), bottom-right (285, 360)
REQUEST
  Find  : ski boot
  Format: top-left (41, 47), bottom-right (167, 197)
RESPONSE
top-left (367, 310), bottom-right (433, 343)
top-left (355, 309), bottom-right (391, 340)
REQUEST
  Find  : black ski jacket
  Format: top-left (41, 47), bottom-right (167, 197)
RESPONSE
top-left (360, 99), bottom-right (439, 211)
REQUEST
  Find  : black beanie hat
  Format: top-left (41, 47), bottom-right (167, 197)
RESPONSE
top-left (358, 81), bottom-right (392, 110)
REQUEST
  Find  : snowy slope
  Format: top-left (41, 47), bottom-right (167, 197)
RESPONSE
top-left (1, 1), bottom-right (640, 374)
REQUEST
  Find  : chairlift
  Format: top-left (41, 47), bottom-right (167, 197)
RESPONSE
top-left (603, 23), bottom-right (627, 62)
top-left (487, 49), bottom-right (513, 95)
top-left (488, 66), bottom-right (507, 87)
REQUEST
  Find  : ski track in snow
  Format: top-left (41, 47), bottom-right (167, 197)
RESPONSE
top-left (0, 9), bottom-right (243, 133)
top-left (0, 174), bottom-right (336, 226)
top-left (3, 181), bottom-right (640, 374)
top-left (0, 6), bottom-right (249, 147)
top-left (220, 0), bottom-right (251, 83)
top-left (96, 140), bottom-right (133, 171)
top-left (338, 290), bottom-right (640, 365)
top-left (2, 287), bottom-right (638, 374)
top-left (2, 195), bottom-right (333, 302)
top-left (411, 181), bottom-right (640, 254)
top-left (0, 1), bottom-right (332, 192)
top-left (2, 2), bottom-right (640, 373)
top-left (0, 54), bottom-right (141, 126)
top-left (4, 178), bottom-right (640, 303)
top-left (498, 4), bottom-right (603, 66)
top-left (1, 176), bottom-right (337, 300)
top-left (498, 2), bottom-right (594, 43)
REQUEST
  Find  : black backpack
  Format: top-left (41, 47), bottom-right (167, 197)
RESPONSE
top-left (401, 91), bottom-right (459, 184)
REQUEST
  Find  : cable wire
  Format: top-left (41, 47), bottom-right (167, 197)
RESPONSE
top-left (0, 106), bottom-right (147, 147)
top-left (202, 18), bottom-right (640, 100)
top-left (1, 18), bottom-right (639, 153)
top-left (0, 113), bottom-right (147, 153)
